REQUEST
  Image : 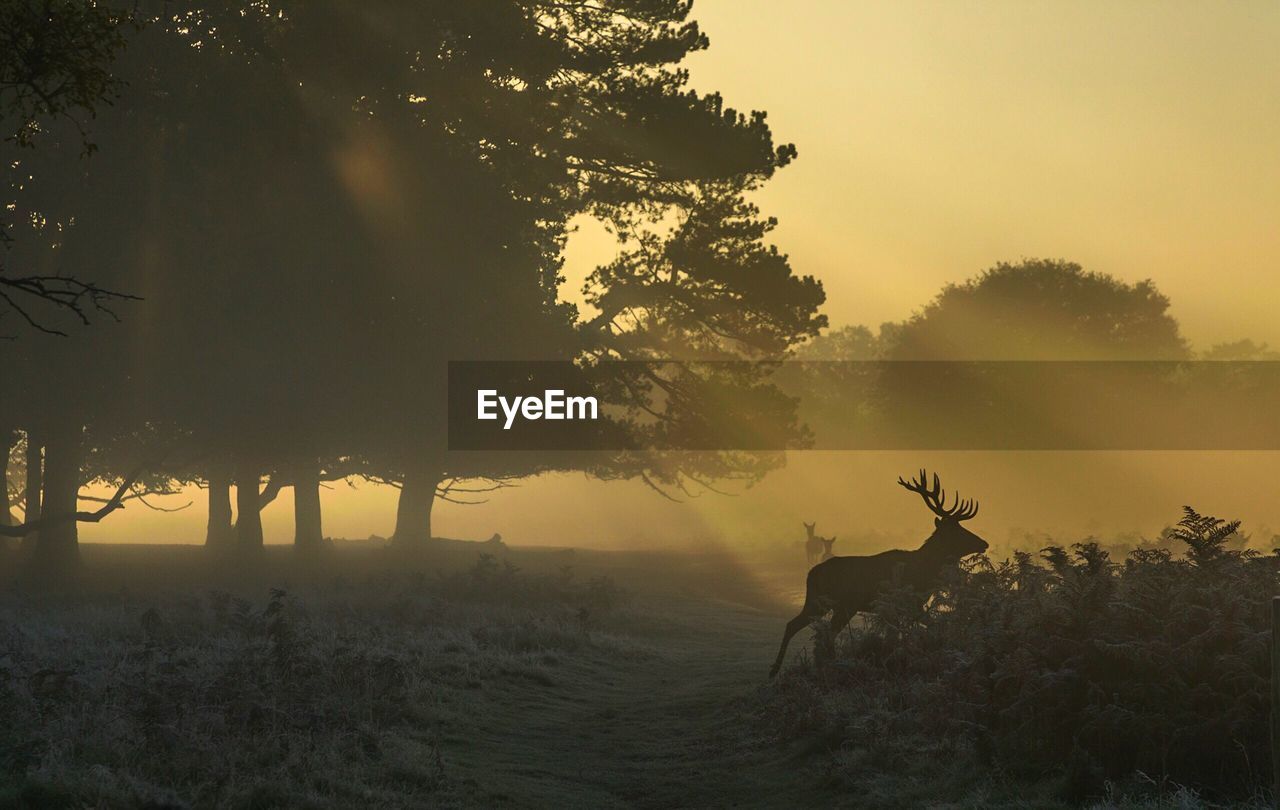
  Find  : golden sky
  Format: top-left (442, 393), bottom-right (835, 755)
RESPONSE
top-left (570, 0), bottom-right (1280, 349)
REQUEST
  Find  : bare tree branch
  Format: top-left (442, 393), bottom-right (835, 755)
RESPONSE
top-left (257, 475), bottom-right (285, 509)
top-left (360, 473), bottom-right (403, 490)
top-left (131, 489), bottom-right (191, 513)
top-left (0, 460), bottom-right (149, 537)
top-left (0, 274), bottom-right (140, 336)
top-left (638, 470), bottom-right (681, 502)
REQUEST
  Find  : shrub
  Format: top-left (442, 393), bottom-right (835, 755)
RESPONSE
top-left (777, 507), bottom-right (1278, 803)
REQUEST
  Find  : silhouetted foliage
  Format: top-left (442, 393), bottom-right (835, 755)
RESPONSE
top-left (0, 0), bottom-right (139, 331)
top-left (771, 506), bottom-right (1277, 803)
top-left (795, 324), bottom-right (900, 361)
top-left (788, 261), bottom-right (1199, 450)
top-left (0, 1), bottom-right (823, 569)
top-left (0, 0), bottom-right (131, 149)
top-left (1202, 339), bottom-right (1280, 361)
top-left (890, 259), bottom-right (1189, 360)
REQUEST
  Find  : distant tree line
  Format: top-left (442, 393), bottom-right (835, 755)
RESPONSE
top-left (799, 258), bottom-right (1280, 363)
top-left (789, 259), bottom-right (1280, 447)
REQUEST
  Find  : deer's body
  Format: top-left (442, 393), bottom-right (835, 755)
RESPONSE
top-left (807, 541), bottom-right (959, 610)
top-left (770, 470), bottom-right (987, 678)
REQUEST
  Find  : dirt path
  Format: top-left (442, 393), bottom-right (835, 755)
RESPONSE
top-left (438, 581), bottom-right (830, 808)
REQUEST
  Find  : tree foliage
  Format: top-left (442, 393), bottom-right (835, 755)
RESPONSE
top-left (890, 259), bottom-right (1189, 360)
top-left (0, 0), bottom-right (139, 331)
top-left (0, 0), bottom-right (132, 149)
top-left (0, 0), bottom-right (825, 561)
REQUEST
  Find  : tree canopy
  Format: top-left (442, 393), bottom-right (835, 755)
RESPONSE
top-left (1, 0), bottom-right (138, 331)
top-left (889, 259), bottom-right (1189, 361)
top-left (0, 0), bottom-right (826, 573)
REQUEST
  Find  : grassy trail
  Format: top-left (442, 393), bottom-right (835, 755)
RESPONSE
top-left (6, 543), bottom-right (824, 808)
top-left (438, 566), bottom-right (826, 808)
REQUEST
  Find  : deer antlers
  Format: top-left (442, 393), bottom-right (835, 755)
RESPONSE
top-left (897, 469), bottom-right (978, 521)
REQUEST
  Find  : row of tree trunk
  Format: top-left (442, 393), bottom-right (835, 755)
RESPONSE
top-left (204, 459), bottom-right (326, 551)
top-left (1, 429), bottom-right (45, 533)
top-left (4, 422), bottom-right (445, 570)
top-left (0, 431), bottom-right (11, 527)
top-left (202, 461), bottom-right (442, 551)
top-left (1, 422), bottom-right (80, 577)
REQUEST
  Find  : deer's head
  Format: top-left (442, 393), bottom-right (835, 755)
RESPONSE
top-left (898, 469), bottom-right (988, 560)
top-left (820, 536), bottom-right (836, 560)
top-left (803, 521), bottom-right (816, 539)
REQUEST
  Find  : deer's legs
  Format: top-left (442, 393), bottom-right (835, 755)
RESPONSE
top-left (769, 603), bottom-right (821, 678)
top-left (825, 606), bottom-right (854, 655)
top-left (830, 607), bottom-right (854, 638)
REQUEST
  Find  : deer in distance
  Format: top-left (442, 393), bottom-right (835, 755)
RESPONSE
top-left (770, 470), bottom-right (988, 678)
top-left (803, 521), bottom-right (819, 565)
top-left (817, 535), bottom-right (836, 562)
top-left (803, 522), bottom-right (836, 566)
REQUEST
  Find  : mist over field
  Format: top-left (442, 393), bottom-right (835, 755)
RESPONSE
top-left (75, 452), bottom-right (1280, 560)
top-left (3, 1), bottom-right (1278, 807)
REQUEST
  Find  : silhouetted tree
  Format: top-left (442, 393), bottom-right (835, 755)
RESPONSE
top-left (1, 0), bottom-right (826, 568)
top-left (577, 185), bottom-right (824, 496)
top-left (0, 428), bottom-right (13, 526)
top-left (790, 262), bottom-right (1191, 448)
top-left (1, 0), bottom-right (139, 332)
top-left (1201, 339), bottom-right (1280, 361)
top-left (795, 324), bottom-right (901, 361)
top-left (322, 1), bottom-right (826, 538)
top-left (889, 259), bottom-right (1189, 360)
top-left (1, 0), bottom-right (130, 149)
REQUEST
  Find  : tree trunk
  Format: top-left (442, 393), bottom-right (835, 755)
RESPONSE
top-left (235, 460), bottom-right (264, 550)
top-left (23, 436), bottom-right (42, 546)
top-left (0, 430), bottom-right (13, 526)
top-left (30, 423), bottom-right (81, 576)
top-left (391, 466), bottom-right (442, 544)
top-left (205, 468), bottom-right (234, 548)
top-left (293, 460), bottom-right (323, 551)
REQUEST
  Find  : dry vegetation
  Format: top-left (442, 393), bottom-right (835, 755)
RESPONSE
top-left (765, 507), bottom-right (1277, 808)
top-left (3, 515), bottom-right (1277, 809)
top-left (0, 545), bottom-right (635, 809)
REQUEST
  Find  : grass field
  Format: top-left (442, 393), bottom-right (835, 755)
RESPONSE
top-left (0, 539), bottom-right (1264, 808)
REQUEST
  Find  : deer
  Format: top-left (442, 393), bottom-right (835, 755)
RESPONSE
top-left (798, 522), bottom-right (829, 565)
top-left (769, 469), bottom-right (988, 678)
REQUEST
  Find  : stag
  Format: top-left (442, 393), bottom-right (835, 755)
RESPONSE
top-left (769, 470), bottom-right (987, 678)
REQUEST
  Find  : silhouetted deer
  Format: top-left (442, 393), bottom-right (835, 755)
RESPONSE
top-left (807, 528), bottom-right (837, 564)
top-left (769, 470), bottom-right (988, 678)
top-left (803, 521), bottom-right (824, 566)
